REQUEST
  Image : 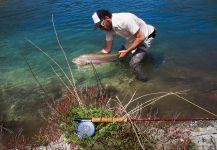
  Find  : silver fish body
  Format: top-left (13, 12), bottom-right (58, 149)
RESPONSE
top-left (72, 53), bottom-right (119, 66)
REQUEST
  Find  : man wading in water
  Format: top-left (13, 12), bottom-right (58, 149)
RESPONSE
top-left (92, 9), bottom-right (156, 82)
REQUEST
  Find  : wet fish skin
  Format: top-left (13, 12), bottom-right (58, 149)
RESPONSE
top-left (72, 52), bottom-right (119, 66)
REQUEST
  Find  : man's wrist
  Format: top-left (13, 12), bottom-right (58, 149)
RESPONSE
top-left (126, 49), bottom-right (132, 53)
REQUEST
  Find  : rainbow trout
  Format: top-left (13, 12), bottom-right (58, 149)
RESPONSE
top-left (72, 52), bottom-right (119, 66)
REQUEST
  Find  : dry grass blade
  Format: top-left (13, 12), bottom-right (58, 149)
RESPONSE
top-left (129, 90), bottom-right (188, 107)
top-left (105, 97), bottom-right (112, 108)
top-left (123, 90), bottom-right (137, 110)
top-left (0, 124), bottom-right (13, 134)
top-left (51, 14), bottom-right (79, 98)
top-left (23, 55), bottom-right (61, 115)
top-left (126, 90), bottom-right (217, 118)
top-left (127, 91), bottom-right (189, 117)
top-left (172, 93), bottom-right (217, 117)
top-left (50, 65), bottom-right (71, 92)
top-left (115, 96), bottom-right (146, 150)
top-left (14, 128), bottom-right (23, 149)
top-left (127, 93), bottom-right (171, 117)
top-left (22, 55), bottom-right (47, 94)
top-left (89, 61), bottom-right (103, 92)
top-left (26, 39), bottom-right (82, 105)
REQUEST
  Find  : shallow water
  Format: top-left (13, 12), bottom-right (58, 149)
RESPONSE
top-left (1, 0), bottom-right (217, 141)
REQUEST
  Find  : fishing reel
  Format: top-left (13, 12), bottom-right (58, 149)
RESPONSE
top-left (75, 117), bottom-right (127, 139)
top-left (76, 120), bottom-right (96, 139)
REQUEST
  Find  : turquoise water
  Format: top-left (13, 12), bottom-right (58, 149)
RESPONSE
top-left (1, 0), bottom-right (217, 139)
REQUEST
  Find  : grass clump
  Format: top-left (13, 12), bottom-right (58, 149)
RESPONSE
top-left (61, 105), bottom-right (117, 149)
top-left (58, 87), bottom-right (155, 149)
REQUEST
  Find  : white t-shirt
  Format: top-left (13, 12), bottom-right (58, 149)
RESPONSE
top-left (106, 13), bottom-right (154, 43)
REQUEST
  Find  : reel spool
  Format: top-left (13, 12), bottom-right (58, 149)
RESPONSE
top-left (76, 121), bottom-right (96, 138)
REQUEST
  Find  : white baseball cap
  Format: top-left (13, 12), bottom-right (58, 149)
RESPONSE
top-left (92, 10), bottom-right (111, 29)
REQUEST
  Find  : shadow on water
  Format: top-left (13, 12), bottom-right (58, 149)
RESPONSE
top-left (148, 51), bottom-right (165, 68)
top-left (0, 78), bottom-right (64, 144)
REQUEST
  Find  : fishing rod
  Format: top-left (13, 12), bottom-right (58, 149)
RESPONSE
top-left (75, 117), bottom-right (217, 122)
top-left (75, 117), bottom-right (217, 138)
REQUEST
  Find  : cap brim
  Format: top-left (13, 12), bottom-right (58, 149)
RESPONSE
top-left (93, 21), bottom-right (102, 30)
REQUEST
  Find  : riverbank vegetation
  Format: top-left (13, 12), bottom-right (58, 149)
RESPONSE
top-left (1, 85), bottom-right (199, 149)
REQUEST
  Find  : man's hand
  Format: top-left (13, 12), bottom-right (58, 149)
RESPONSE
top-left (101, 49), bottom-right (110, 54)
top-left (97, 49), bottom-right (110, 54)
top-left (119, 29), bottom-right (145, 57)
top-left (119, 50), bottom-right (129, 58)
top-left (100, 40), bottom-right (112, 54)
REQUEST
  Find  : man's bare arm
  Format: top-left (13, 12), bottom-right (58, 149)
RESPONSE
top-left (119, 29), bottom-right (145, 58)
top-left (126, 29), bottom-right (145, 53)
top-left (101, 40), bottom-right (113, 53)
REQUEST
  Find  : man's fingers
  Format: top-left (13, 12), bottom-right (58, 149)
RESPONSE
top-left (118, 53), bottom-right (122, 58)
top-left (119, 53), bottom-right (124, 58)
top-left (119, 50), bottom-right (126, 53)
